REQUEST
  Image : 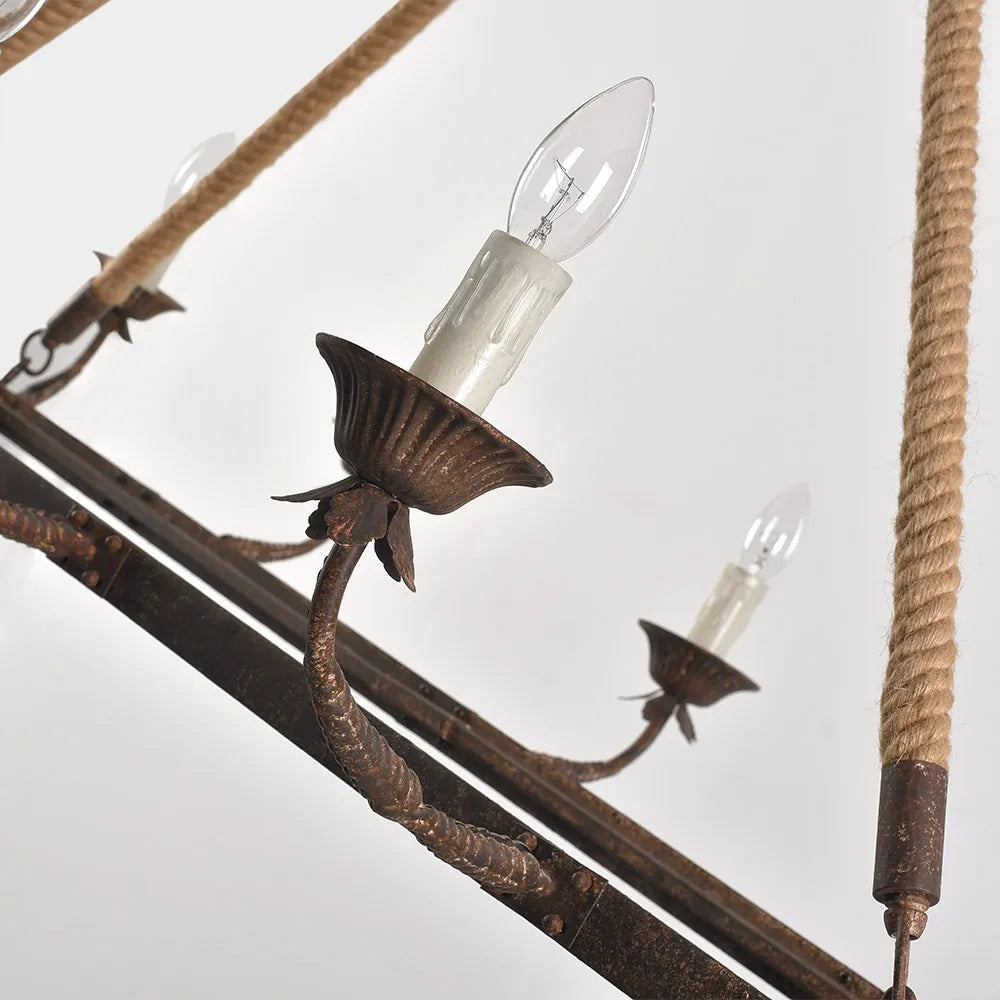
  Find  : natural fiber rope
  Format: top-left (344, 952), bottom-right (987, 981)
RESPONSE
top-left (0, 0), bottom-right (111, 75)
top-left (880, 0), bottom-right (982, 768)
top-left (91, 0), bottom-right (455, 306)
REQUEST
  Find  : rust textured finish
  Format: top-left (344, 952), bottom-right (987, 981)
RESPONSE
top-left (21, 327), bottom-right (112, 405)
top-left (275, 477), bottom-right (416, 590)
top-left (538, 715), bottom-right (670, 784)
top-left (284, 343), bottom-right (554, 892)
top-left (874, 761), bottom-right (948, 907)
top-left (307, 542), bottom-right (553, 894)
top-left (40, 253), bottom-right (182, 351)
top-left (0, 398), bottom-right (880, 997)
top-left (538, 622), bottom-right (758, 782)
top-left (3, 443), bottom-right (770, 999)
top-left (0, 498), bottom-right (95, 560)
top-left (874, 762), bottom-right (947, 1000)
top-left (219, 534), bottom-right (325, 562)
top-left (41, 281), bottom-right (110, 348)
top-left (641, 620), bottom-right (759, 743)
top-left (90, 253), bottom-right (185, 339)
top-left (316, 335), bottom-right (551, 514)
top-left (12, 253), bottom-right (184, 406)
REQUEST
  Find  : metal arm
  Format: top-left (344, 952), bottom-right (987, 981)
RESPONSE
top-left (538, 714), bottom-right (671, 783)
top-left (0, 497), bottom-right (95, 560)
top-left (306, 540), bottom-right (553, 895)
top-left (221, 533), bottom-right (325, 562)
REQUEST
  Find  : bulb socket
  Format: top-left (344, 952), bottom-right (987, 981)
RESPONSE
top-left (42, 281), bottom-right (112, 348)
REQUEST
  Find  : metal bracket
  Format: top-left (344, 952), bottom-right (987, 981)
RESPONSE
top-left (55, 504), bottom-right (132, 597)
top-left (0, 393), bottom-right (882, 998)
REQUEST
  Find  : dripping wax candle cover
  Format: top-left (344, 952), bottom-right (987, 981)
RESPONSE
top-left (409, 77), bottom-right (655, 415)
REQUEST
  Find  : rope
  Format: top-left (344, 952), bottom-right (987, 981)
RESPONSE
top-left (0, 0), bottom-right (111, 74)
top-left (880, 0), bottom-right (982, 768)
top-left (91, 0), bottom-right (456, 306)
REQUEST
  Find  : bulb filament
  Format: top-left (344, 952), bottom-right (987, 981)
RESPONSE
top-left (748, 545), bottom-right (771, 575)
top-left (526, 157), bottom-right (586, 251)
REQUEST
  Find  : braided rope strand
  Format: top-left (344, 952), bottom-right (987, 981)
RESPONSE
top-left (91, 0), bottom-right (455, 305)
top-left (880, 0), bottom-right (982, 768)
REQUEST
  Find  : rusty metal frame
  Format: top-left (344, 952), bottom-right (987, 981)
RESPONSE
top-left (0, 443), bottom-right (764, 1000)
top-left (0, 387), bottom-right (882, 998)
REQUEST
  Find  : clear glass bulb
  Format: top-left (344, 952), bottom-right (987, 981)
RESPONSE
top-left (141, 132), bottom-right (237, 290)
top-left (739, 483), bottom-right (810, 582)
top-left (162, 132), bottom-right (237, 209)
top-left (506, 77), bottom-right (654, 262)
top-left (0, 0), bottom-right (46, 44)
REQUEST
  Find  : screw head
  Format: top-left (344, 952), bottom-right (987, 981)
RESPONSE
top-left (82, 570), bottom-right (100, 588)
top-left (105, 535), bottom-right (124, 553)
top-left (517, 832), bottom-right (538, 852)
top-left (571, 871), bottom-right (593, 893)
top-left (541, 914), bottom-right (564, 937)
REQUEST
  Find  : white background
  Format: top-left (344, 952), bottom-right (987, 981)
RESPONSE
top-left (1, 2), bottom-right (998, 997)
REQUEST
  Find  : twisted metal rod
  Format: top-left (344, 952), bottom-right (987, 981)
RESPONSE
top-left (306, 542), bottom-right (553, 894)
top-left (91, 0), bottom-right (456, 305)
top-left (537, 716), bottom-right (669, 784)
top-left (880, 0), bottom-right (982, 769)
top-left (220, 534), bottom-right (325, 563)
top-left (0, 498), bottom-right (94, 560)
top-left (0, 0), bottom-right (111, 74)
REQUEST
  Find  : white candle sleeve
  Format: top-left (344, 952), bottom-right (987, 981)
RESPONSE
top-left (687, 563), bottom-right (768, 659)
top-left (409, 231), bottom-right (571, 415)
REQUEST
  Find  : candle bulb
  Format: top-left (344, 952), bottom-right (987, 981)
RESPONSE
top-left (409, 77), bottom-right (654, 414)
top-left (139, 132), bottom-right (237, 290)
top-left (2, 132), bottom-right (237, 395)
top-left (687, 484), bottom-right (809, 658)
top-left (0, 0), bottom-right (46, 44)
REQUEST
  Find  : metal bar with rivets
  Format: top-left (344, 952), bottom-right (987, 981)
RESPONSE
top-left (0, 389), bottom-right (881, 997)
top-left (0, 444), bottom-right (766, 1000)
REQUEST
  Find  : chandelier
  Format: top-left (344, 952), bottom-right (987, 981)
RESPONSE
top-left (0, 2), bottom-right (984, 998)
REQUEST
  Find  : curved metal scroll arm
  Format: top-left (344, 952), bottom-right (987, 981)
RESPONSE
top-left (537, 712), bottom-right (672, 784)
top-left (532, 621), bottom-right (759, 784)
top-left (306, 539), bottom-right (553, 895)
top-left (282, 335), bottom-right (758, 881)
top-left (0, 497), bottom-right (95, 560)
top-left (220, 533), bottom-right (325, 562)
